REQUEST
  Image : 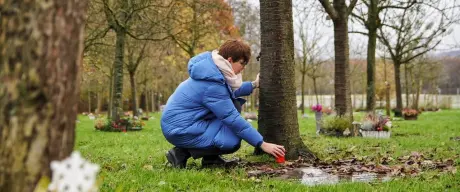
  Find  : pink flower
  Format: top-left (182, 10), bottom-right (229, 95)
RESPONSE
top-left (311, 104), bottom-right (322, 112)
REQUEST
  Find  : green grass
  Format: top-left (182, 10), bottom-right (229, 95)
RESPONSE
top-left (75, 110), bottom-right (460, 191)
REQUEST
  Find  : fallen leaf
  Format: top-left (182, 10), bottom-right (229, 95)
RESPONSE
top-left (143, 164), bottom-right (153, 171)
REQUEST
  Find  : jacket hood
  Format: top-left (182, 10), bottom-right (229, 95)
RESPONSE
top-left (187, 52), bottom-right (225, 83)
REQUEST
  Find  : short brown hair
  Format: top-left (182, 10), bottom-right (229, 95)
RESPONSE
top-left (218, 39), bottom-right (251, 65)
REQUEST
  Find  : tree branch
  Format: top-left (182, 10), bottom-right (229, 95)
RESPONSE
top-left (348, 0), bottom-right (359, 16)
top-left (126, 30), bottom-right (169, 41)
top-left (318, 0), bottom-right (338, 20)
top-left (379, 0), bottom-right (417, 12)
top-left (349, 31), bottom-right (369, 36)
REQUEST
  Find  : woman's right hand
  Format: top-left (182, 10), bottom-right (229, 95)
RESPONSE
top-left (260, 142), bottom-right (285, 158)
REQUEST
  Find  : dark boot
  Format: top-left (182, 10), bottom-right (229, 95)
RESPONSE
top-left (166, 147), bottom-right (191, 168)
top-left (201, 155), bottom-right (238, 168)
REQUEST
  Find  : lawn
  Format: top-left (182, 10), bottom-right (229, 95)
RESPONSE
top-left (75, 110), bottom-right (460, 191)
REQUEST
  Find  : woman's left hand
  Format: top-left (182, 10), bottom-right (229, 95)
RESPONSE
top-left (252, 73), bottom-right (260, 88)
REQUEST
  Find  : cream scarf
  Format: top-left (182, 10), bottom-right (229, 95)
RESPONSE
top-left (211, 50), bottom-right (242, 91)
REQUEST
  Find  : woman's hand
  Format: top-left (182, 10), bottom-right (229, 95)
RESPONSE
top-left (252, 73), bottom-right (260, 88)
top-left (260, 142), bottom-right (285, 157)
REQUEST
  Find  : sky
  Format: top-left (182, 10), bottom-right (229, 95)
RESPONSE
top-left (244, 0), bottom-right (460, 57)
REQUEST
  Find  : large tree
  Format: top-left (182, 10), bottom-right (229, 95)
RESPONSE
top-left (318, 0), bottom-right (358, 117)
top-left (258, 0), bottom-right (316, 160)
top-left (0, 0), bottom-right (88, 191)
top-left (351, 0), bottom-right (417, 112)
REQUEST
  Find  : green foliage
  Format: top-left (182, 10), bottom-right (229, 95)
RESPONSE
top-left (76, 110), bottom-right (460, 191)
top-left (320, 116), bottom-right (351, 132)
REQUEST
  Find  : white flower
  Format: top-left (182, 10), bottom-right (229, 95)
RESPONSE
top-left (48, 151), bottom-right (100, 192)
top-left (385, 121), bottom-right (392, 128)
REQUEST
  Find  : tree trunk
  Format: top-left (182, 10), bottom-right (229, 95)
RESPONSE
top-left (108, 71), bottom-right (113, 118)
top-left (414, 78), bottom-right (421, 110)
top-left (300, 72), bottom-right (306, 114)
top-left (394, 62), bottom-right (403, 116)
top-left (151, 91), bottom-right (155, 112)
top-left (0, 1), bottom-right (88, 191)
top-left (145, 91), bottom-right (149, 114)
top-left (97, 92), bottom-right (102, 114)
top-left (129, 71), bottom-right (138, 117)
top-left (88, 90), bottom-right (91, 113)
top-left (333, 11), bottom-right (353, 118)
top-left (404, 64), bottom-right (409, 108)
top-left (110, 30), bottom-right (126, 120)
top-left (313, 78), bottom-right (319, 104)
top-left (366, 0), bottom-right (378, 112)
top-left (258, 0), bottom-right (316, 161)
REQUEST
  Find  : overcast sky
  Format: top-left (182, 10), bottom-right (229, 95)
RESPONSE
top-left (244, 0), bottom-right (460, 56)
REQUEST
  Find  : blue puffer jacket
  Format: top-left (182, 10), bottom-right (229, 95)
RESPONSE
top-left (161, 52), bottom-right (264, 150)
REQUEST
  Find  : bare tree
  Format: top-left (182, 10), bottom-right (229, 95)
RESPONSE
top-left (0, 0), bottom-right (88, 191)
top-left (294, 1), bottom-right (329, 112)
top-left (318, 0), bottom-right (358, 118)
top-left (350, 0), bottom-right (418, 111)
top-left (377, 0), bottom-right (460, 115)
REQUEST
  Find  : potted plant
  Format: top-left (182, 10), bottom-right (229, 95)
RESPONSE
top-left (129, 118), bottom-right (144, 131)
top-left (402, 108), bottom-right (418, 120)
top-left (311, 104), bottom-right (322, 135)
top-left (359, 113), bottom-right (392, 138)
top-left (320, 116), bottom-right (351, 137)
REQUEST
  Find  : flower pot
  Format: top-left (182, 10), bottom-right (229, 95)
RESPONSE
top-left (360, 131), bottom-right (391, 138)
top-left (315, 111), bottom-right (322, 135)
top-left (403, 115), bottom-right (418, 120)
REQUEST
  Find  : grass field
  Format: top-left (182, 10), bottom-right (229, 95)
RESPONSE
top-left (75, 110), bottom-right (460, 191)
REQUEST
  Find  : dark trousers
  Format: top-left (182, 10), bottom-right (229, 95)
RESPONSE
top-left (181, 99), bottom-right (243, 159)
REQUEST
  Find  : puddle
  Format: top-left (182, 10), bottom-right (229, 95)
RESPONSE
top-left (281, 168), bottom-right (392, 186)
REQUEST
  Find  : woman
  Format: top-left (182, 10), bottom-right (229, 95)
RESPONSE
top-left (161, 40), bottom-right (285, 168)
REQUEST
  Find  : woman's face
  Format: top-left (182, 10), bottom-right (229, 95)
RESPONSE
top-left (228, 57), bottom-right (247, 75)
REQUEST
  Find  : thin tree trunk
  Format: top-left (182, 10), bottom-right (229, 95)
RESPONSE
top-left (404, 63), bottom-right (409, 108)
top-left (313, 78), bottom-right (319, 104)
top-left (414, 79), bottom-right (422, 109)
top-left (97, 92), bottom-right (102, 114)
top-left (108, 72), bottom-right (113, 118)
top-left (145, 91), bottom-right (149, 114)
top-left (0, 1), bottom-right (88, 191)
top-left (301, 72), bottom-right (305, 114)
top-left (366, 0), bottom-right (378, 112)
top-left (151, 91), bottom-right (156, 112)
top-left (88, 89), bottom-right (91, 113)
top-left (257, 0), bottom-right (316, 161)
top-left (394, 62), bottom-right (403, 116)
top-left (129, 72), bottom-right (138, 117)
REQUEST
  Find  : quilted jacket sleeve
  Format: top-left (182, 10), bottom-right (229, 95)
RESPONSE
top-left (203, 84), bottom-right (263, 147)
top-left (233, 81), bottom-right (254, 98)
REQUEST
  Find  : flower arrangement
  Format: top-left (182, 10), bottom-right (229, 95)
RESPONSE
top-left (362, 113), bottom-right (392, 132)
top-left (94, 117), bottom-right (143, 132)
top-left (311, 104), bottom-right (322, 113)
top-left (402, 108), bottom-right (418, 117)
top-left (322, 108), bottom-right (334, 115)
top-left (130, 119), bottom-right (145, 128)
top-left (94, 118), bottom-right (107, 130)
